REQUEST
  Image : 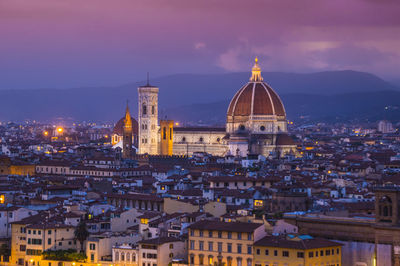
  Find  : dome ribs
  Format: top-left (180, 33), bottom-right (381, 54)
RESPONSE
top-left (253, 83), bottom-right (274, 115)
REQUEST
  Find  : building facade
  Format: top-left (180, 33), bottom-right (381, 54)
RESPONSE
top-left (113, 58), bottom-right (297, 158)
top-left (138, 83), bottom-right (159, 155)
top-left (187, 220), bottom-right (267, 266)
top-left (253, 235), bottom-right (342, 266)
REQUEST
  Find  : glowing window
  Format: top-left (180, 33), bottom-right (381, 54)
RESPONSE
top-left (254, 200), bottom-right (263, 207)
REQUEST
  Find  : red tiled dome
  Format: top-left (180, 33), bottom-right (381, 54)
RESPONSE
top-left (112, 116), bottom-right (138, 136)
top-left (227, 82), bottom-right (286, 117)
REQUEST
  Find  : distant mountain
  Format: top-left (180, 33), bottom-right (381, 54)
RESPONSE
top-left (0, 70), bottom-right (398, 123)
top-left (121, 70), bottom-right (398, 107)
top-left (164, 90), bottom-right (400, 124)
top-left (391, 79), bottom-right (400, 88)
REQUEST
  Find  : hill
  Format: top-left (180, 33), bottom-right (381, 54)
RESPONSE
top-left (0, 70), bottom-right (398, 123)
top-left (163, 91), bottom-right (400, 125)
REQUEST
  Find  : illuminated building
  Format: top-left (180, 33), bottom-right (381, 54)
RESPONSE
top-left (160, 120), bottom-right (174, 156)
top-left (11, 220), bottom-right (77, 266)
top-left (122, 103), bottom-right (134, 158)
top-left (112, 58), bottom-right (296, 157)
top-left (111, 108), bottom-right (138, 149)
top-left (187, 220), bottom-right (267, 266)
top-left (225, 57), bottom-right (296, 157)
top-left (138, 237), bottom-right (186, 266)
top-left (138, 80), bottom-right (159, 155)
top-left (378, 120), bottom-right (395, 134)
top-left (253, 235), bottom-right (342, 266)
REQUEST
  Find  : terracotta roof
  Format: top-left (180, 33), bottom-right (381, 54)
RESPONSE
top-left (276, 133), bottom-right (295, 146)
top-left (107, 193), bottom-right (163, 202)
top-left (254, 235), bottom-right (343, 249)
top-left (112, 116), bottom-right (138, 136)
top-left (188, 220), bottom-right (263, 233)
top-left (174, 127), bottom-right (226, 132)
top-left (139, 236), bottom-right (182, 245)
top-left (227, 82), bottom-right (285, 117)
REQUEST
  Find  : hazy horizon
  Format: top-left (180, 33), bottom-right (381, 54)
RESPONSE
top-left (1, 0), bottom-right (400, 90)
top-left (0, 69), bottom-right (398, 91)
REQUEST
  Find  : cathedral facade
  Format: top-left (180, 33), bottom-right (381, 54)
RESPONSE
top-left (112, 58), bottom-right (297, 158)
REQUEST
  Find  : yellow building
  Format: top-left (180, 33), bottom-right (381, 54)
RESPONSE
top-left (9, 164), bottom-right (36, 176)
top-left (160, 120), bottom-right (174, 156)
top-left (10, 217), bottom-right (77, 266)
top-left (188, 220), bottom-right (267, 266)
top-left (253, 235), bottom-right (342, 266)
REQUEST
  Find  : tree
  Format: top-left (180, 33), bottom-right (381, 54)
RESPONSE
top-left (74, 220), bottom-right (89, 253)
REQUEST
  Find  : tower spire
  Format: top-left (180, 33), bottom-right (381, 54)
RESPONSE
top-left (124, 100), bottom-right (132, 129)
top-left (250, 57), bottom-right (263, 82)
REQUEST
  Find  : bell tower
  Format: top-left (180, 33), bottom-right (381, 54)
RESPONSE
top-left (138, 76), bottom-right (159, 155)
top-left (122, 102), bottom-right (133, 159)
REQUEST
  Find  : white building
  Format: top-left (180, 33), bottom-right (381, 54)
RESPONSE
top-left (138, 82), bottom-right (159, 155)
top-left (0, 207), bottom-right (37, 238)
top-left (378, 120), bottom-right (395, 133)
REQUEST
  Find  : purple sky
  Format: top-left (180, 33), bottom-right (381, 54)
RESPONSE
top-left (1, 0), bottom-right (400, 89)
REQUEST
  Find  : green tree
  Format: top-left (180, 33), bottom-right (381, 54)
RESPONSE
top-left (74, 221), bottom-right (89, 253)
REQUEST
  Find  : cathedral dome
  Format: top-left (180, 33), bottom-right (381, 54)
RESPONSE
top-left (112, 116), bottom-right (138, 136)
top-left (227, 58), bottom-right (286, 119)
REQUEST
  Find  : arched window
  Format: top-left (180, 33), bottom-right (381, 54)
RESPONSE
top-left (169, 128), bottom-right (172, 140)
top-left (163, 127), bottom-right (167, 140)
top-left (199, 137), bottom-right (204, 142)
top-left (126, 253), bottom-right (130, 262)
top-left (152, 106), bottom-right (155, 115)
top-left (208, 255), bottom-right (213, 265)
top-left (260, 126), bottom-right (265, 131)
top-left (121, 252), bottom-right (125, 261)
top-left (142, 104), bottom-right (147, 115)
top-left (239, 125), bottom-right (245, 131)
top-left (182, 137), bottom-right (186, 142)
top-left (199, 254), bottom-right (204, 265)
top-left (227, 257), bottom-right (233, 266)
top-left (246, 258), bottom-right (252, 266)
top-left (380, 196), bottom-right (392, 217)
top-left (383, 206), bottom-right (389, 216)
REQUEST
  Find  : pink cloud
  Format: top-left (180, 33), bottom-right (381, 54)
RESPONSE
top-left (0, 0), bottom-right (399, 89)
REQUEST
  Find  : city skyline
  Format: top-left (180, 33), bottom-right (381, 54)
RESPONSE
top-left (2, 1), bottom-right (400, 265)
